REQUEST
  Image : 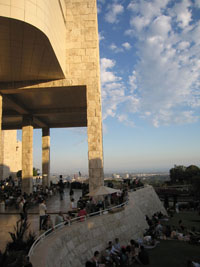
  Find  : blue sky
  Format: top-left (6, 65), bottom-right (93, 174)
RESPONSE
top-left (21, 0), bottom-right (200, 174)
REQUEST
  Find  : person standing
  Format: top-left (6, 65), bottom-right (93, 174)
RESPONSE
top-left (58, 176), bottom-right (64, 200)
top-left (18, 197), bottom-right (25, 221)
top-left (39, 199), bottom-right (47, 230)
top-left (69, 187), bottom-right (74, 201)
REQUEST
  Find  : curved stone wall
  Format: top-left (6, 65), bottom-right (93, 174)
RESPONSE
top-left (0, 0), bottom-right (66, 80)
top-left (30, 186), bottom-right (166, 267)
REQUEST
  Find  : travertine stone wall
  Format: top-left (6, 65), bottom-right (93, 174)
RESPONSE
top-left (42, 128), bottom-right (50, 187)
top-left (0, 130), bottom-right (22, 179)
top-left (30, 186), bottom-right (167, 267)
top-left (0, 0), bottom-right (66, 74)
top-left (65, 0), bottom-right (104, 191)
top-left (0, 95), bottom-right (2, 179)
top-left (22, 117), bottom-right (33, 194)
top-left (0, 0), bottom-right (104, 190)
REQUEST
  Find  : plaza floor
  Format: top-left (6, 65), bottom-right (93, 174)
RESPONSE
top-left (0, 189), bottom-right (82, 252)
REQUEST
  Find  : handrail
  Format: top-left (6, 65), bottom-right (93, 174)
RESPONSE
top-left (28, 185), bottom-right (147, 258)
top-left (28, 201), bottom-right (128, 258)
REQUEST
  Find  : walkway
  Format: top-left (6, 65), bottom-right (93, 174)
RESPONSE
top-left (0, 189), bottom-right (82, 252)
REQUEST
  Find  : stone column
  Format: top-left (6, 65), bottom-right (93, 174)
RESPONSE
top-left (87, 82), bottom-right (104, 191)
top-left (0, 94), bottom-right (3, 179)
top-left (42, 128), bottom-right (50, 187)
top-left (65, 0), bottom-right (104, 192)
top-left (22, 115), bottom-right (33, 194)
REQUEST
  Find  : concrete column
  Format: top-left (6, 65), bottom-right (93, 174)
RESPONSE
top-left (22, 115), bottom-right (33, 194)
top-left (0, 95), bottom-right (3, 179)
top-left (42, 128), bottom-right (50, 187)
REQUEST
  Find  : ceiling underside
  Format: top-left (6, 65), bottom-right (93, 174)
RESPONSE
top-left (2, 86), bottom-right (87, 129)
top-left (0, 16), bottom-right (65, 82)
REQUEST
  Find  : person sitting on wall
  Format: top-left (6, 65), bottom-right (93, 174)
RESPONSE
top-left (42, 214), bottom-right (54, 231)
top-left (78, 206), bottom-right (87, 222)
top-left (145, 215), bottom-right (153, 227)
top-left (138, 246), bottom-right (150, 265)
top-left (114, 238), bottom-right (121, 253)
top-left (120, 247), bottom-right (129, 267)
top-left (105, 241), bottom-right (119, 266)
top-left (90, 251), bottom-right (105, 267)
top-left (155, 221), bottom-right (163, 237)
top-left (131, 241), bottom-right (142, 265)
top-left (55, 211), bottom-right (68, 226)
top-left (68, 198), bottom-right (78, 217)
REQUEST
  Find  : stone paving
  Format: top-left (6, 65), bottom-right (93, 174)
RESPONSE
top-left (0, 189), bottom-right (82, 252)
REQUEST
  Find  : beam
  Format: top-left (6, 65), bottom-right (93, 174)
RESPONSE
top-left (3, 95), bottom-right (48, 128)
top-left (2, 121), bottom-right (87, 130)
top-left (3, 107), bottom-right (86, 116)
top-left (49, 122), bottom-right (87, 128)
top-left (3, 95), bottom-right (29, 114)
top-left (0, 85), bottom-right (86, 94)
top-left (29, 107), bottom-right (87, 115)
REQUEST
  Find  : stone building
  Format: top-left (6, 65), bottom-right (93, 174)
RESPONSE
top-left (0, 130), bottom-right (22, 179)
top-left (0, 0), bottom-right (104, 193)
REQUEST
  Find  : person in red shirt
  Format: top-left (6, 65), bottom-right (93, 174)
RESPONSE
top-left (78, 207), bottom-right (87, 222)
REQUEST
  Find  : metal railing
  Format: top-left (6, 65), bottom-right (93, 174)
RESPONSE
top-left (28, 201), bottom-right (128, 258)
top-left (28, 185), bottom-right (147, 258)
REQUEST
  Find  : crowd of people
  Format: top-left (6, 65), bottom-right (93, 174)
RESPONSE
top-left (0, 176), bottom-right (59, 211)
top-left (84, 212), bottom-right (168, 266)
top-left (85, 237), bottom-right (150, 267)
top-left (144, 211), bottom-right (200, 245)
top-left (85, 210), bottom-right (200, 266)
top-left (38, 182), bottom-right (129, 232)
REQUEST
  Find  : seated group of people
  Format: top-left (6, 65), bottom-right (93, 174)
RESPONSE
top-left (40, 207), bottom-right (88, 232)
top-left (144, 212), bottom-right (200, 244)
top-left (86, 238), bottom-right (150, 267)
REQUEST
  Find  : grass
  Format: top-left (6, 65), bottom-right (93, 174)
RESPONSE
top-left (147, 211), bottom-right (200, 267)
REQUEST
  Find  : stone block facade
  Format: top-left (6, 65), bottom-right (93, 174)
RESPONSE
top-left (0, 130), bottom-right (22, 179)
top-left (30, 186), bottom-right (167, 267)
top-left (65, 0), bottom-right (104, 190)
top-left (0, 0), bottom-right (104, 191)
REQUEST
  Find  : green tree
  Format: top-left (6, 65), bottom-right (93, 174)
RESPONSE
top-left (185, 165), bottom-right (200, 183)
top-left (169, 165), bottom-right (186, 183)
top-left (33, 167), bottom-right (39, 176)
top-left (17, 168), bottom-right (40, 177)
top-left (17, 170), bottom-right (22, 178)
top-left (191, 174), bottom-right (200, 199)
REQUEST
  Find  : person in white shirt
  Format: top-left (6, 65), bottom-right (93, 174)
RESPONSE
top-left (39, 199), bottom-right (47, 230)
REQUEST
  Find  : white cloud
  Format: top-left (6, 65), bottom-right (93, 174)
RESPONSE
top-left (117, 114), bottom-right (135, 127)
top-left (122, 0), bottom-right (200, 127)
top-left (150, 15), bottom-right (171, 37)
top-left (122, 42), bottom-right (132, 50)
top-left (129, 70), bottom-right (137, 93)
top-left (177, 41), bottom-right (190, 50)
top-left (99, 1), bottom-right (200, 128)
top-left (172, 0), bottom-right (192, 28)
top-left (105, 4), bottom-right (124, 23)
top-left (109, 43), bottom-right (124, 53)
top-left (100, 58), bottom-right (139, 125)
top-left (100, 58), bottom-right (121, 85)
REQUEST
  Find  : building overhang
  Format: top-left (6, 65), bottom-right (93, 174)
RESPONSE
top-left (1, 85), bottom-right (87, 129)
top-left (0, 16), bottom-right (65, 82)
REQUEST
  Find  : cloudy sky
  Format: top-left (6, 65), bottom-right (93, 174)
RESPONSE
top-left (32, 0), bottom-right (200, 174)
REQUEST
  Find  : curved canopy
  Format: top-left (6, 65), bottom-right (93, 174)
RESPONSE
top-left (87, 186), bottom-right (120, 196)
